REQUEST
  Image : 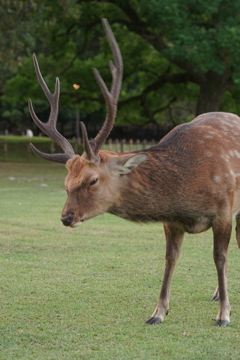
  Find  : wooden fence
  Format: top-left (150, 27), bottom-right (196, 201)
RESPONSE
top-left (102, 138), bottom-right (157, 152)
top-left (1, 138), bottom-right (157, 163)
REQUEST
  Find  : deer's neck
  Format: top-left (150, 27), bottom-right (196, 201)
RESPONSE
top-left (108, 150), bottom-right (179, 222)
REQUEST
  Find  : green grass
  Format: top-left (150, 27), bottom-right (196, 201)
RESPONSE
top-left (1, 163), bottom-right (240, 359)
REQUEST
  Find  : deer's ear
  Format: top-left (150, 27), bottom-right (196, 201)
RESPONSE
top-left (115, 153), bottom-right (148, 175)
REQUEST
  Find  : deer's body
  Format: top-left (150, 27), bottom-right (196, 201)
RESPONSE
top-left (29, 19), bottom-right (240, 327)
top-left (66, 111), bottom-right (240, 235)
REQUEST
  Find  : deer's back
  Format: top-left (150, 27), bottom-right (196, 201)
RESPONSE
top-left (114, 112), bottom-right (240, 232)
top-left (158, 112), bottom-right (240, 171)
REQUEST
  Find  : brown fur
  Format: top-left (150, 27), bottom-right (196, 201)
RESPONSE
top-left (62, 112), bottom-right (240, 326)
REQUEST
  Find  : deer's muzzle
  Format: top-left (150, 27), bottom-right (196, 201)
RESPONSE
top-left (61, 212), bottom-right (76, 226)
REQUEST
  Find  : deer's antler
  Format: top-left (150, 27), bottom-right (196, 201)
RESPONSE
top-left (28, 54), bottom-right (75, 163)
top-left (83, 18), bottom-right (123, 162)
top-left (29, 18), bottom-right (123, 164)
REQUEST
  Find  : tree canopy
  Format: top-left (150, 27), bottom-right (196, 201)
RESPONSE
top-left (1, 0), bottom-right (240, 135)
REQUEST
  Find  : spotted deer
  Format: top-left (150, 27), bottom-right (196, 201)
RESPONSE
top-left (29, 18), bottom-right (240, 327)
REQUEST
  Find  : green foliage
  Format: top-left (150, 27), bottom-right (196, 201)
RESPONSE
top-left (2, 0), bottom-right (240, 133)
top-left (0, 0), bottom-right (39, 87)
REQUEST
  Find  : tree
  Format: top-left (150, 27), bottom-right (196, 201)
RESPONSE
top-left (2, 0), bottom-right (240, 133)
top-left (0, 0), bottom-right (39, 89)
top-left (74, 0), bottom-right (240, 116)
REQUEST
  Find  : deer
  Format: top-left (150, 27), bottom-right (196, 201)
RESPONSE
top-left (28, 18), bottom-right (240, 327)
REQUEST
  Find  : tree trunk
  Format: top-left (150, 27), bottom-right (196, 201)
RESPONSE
top-left (195, 71), bottom-right (231, 116)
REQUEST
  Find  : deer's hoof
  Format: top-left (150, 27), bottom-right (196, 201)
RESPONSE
top-left (213, 319), bottom-right (229, 327)
top-left (145, 316), bottom-right (162, 325)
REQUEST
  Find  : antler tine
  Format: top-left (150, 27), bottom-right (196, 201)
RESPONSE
top-left (80, 122), bottom-right (99, 163)
top-left (102, 18), bottom-right (123, 101)
top-left (32, 53), bottom-right (56, 107)
top-left (89, 18), bottom-right (123, 156)
top-left (29, 143), bottom-right (72, 164)
top-left (28, 54), bottom-right (75, 163)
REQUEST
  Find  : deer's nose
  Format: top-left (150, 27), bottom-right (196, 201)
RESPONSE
top-left (61, 212), bottom-right (76, 226)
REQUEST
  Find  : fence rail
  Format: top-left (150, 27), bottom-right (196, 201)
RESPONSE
top-left (102, 138), bottom-right (157, 152)
top-left (0, 138), bottom-right (157, 163)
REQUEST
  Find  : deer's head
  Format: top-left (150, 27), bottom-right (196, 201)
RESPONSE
top-left (29, 19), bottom-right (148, 227)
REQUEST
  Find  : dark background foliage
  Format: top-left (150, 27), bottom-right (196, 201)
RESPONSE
top-left (1, 0), bottom-right (240, 138)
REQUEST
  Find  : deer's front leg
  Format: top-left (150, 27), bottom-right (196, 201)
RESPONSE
top-left (212, 220), bottom-right (232, 327)
top-left (146, 222), bottom-right (184, 325)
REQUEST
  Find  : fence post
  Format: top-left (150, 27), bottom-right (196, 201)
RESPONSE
top-left (115, 139), bottom-right (120, 152)
top-left (3, 139), bottom-right (7, 162)
top-left (27, 142), bottom-right (31, 162)
top-left (136, 139), bottom-right (140, 150)
top-left (108, 138), bottom-right (112, 151)
top-left (142, 139), bottom-right (147, 150)
top-left (129, 139), bottom-right (133, 152)
top-left (121, 139), bottom-right (126, 152)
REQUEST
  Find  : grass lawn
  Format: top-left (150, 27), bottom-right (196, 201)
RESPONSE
top-left (1, 163), bottom-right (240, 359)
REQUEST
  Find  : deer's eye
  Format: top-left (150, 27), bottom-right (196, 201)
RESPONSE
top-left (89, 178), bottom-right (98, 187)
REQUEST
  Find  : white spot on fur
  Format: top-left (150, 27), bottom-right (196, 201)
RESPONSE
top-left (212, 176), bottom-right (221, 182)
top-left (221, 126), bottom-right (229, 132)
top-left (220, 154), bottom-right (227, 159)
top-left (234, 150), bottom-right (240, 158)
top-left (232, 120), bottom-right (239, 125)
top-left (228, 150), bottom-right (240, 158)
top-left (205, 151), bottom-right (212, 157)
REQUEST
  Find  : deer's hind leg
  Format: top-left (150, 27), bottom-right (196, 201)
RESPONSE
top-left (211, 285), bottom-right (219, 302)
top-left (212, 214), bottom-right (240, 309)
top-left (235, 213), bottom-right (240, 248)
top-left (212, 218), bottom-right (232, 327)
top-left (211, 212), bottom-right (238, 302)
top-left (146, 222), bottom-right (184, 325)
